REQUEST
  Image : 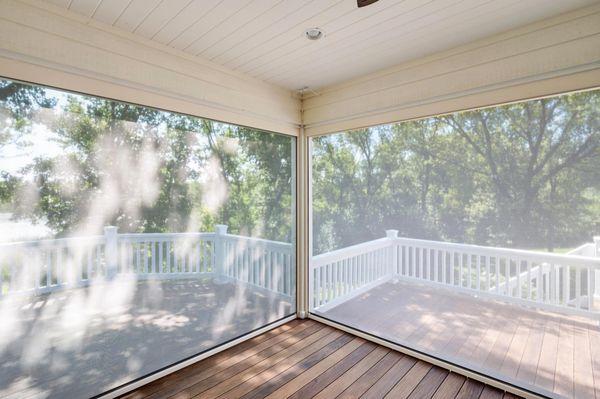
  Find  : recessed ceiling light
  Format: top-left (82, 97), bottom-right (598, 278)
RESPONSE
top-left (304, 27), bottom-right (323, 41)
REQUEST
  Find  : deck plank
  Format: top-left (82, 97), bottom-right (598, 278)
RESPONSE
top-left (237, 333), bottom-right (355, 399)
top-left (499, 313), bottom-right (534, 379)
top-left (360, 354), bottom-right (417, 399)
top-left (313, 346), bottom-right (389, 398)
top-left (482, 311), bottom-right (520, 371)
top-left (515, 314), bottom-right (545, 385)
top-left (553, 320), bottom-right (575, 397)
top-left (535, 320), bottom-right (560, 391)
top-left (588, 325), bottom-right (600, 399)
top-left (431, 372), bottom-right (467, 399)
top-left (406, 366), bottom-right (448, 399)
top-left (383, 360), bottom-right (432, 398)
top-left (455, 378), bottom-right (485, 399)
top-left (337, 351), bottom-right (402, 399)
top-left (287, 341), bottom-right (377, 399)
top-left (201, 327), bottom-right (340, 398)
top-left (264, 337), bottom-right (366, 399)
top-left (479, 385), bottom-right (504, 399)
top-left (573, 324), bottom-right (595, 399)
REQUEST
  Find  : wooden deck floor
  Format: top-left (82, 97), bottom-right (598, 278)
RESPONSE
top-left (121, 319), bottom-right (521, 399)
top-left (315, 279), bottom-right (600, 399)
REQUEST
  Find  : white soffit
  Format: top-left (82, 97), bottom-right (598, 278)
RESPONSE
top-left (41, 0), bottom-right (598, 91)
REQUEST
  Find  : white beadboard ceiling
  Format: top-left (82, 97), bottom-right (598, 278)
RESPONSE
top-left (43, 0), bottom-right (598, 91)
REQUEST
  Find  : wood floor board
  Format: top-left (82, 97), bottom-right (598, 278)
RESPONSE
top-left (455, 379), bottom-right (485, 399)
top-left (235, 333), bottom-right (355, 399)
top-left (478, 385), bottom-right (504, 399)
top-left (287, 341), bottom-right (378, 399)
top-left (406, 366), bottom-right (449, 399)
top-left (383, 360), bottom-right (432, 399)
top-left (360, 354), bottom-right (418, 399)
top-left (336, 351), bottom-right (403, 399)
top-left (573, 325), bottom-right (594, 399)
top-left (312, 346), bottom-right (389, 399)
top-left (265, 337), bottom-right (366, 399)
top-left (199, 327), bottom-right (339, 398)
top-left (431, 373), bottom-right (467, 399)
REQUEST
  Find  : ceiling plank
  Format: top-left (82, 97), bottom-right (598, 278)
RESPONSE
top-left (134, 0), bottom-right (193, 38)
top-left (113, 0), bottom-right (162, 33)
top-left (69, 0), bottom-right (101, 17)
top-left (168, 0), bottom-right (255, 51)
top-left (92, 0), bottom-right (132, 25)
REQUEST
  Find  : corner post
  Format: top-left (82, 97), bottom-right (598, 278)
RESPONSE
top-left (214, 225), bottom-right (228, 283)
top-left (104, 226), bottom-right (118, 279)
top-left (386, 230), bottom-right (399, 276)
top-left (297, 129), bottom-right (310, 319)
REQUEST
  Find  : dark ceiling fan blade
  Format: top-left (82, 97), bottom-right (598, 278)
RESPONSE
top-left (357, 0), bottom-right (380, 7)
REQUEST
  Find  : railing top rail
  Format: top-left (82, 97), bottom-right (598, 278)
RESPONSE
top-left (394, 236), bottom-right (600, 266)
top-left (223, 234), bottom-right (292, 250)
top-left (311, 237), bottom-right (391, 268)
top-left (0, 235), bottom-right (105, 248)
top-left (567, 243), bottom-right (596, 256)
top-left (118, 232), bottom-right (215, 240)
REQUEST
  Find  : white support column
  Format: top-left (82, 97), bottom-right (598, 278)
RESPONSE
top-left (386, 230), bottom-right (399, 276)
top-left (104, 226), bottom-right (118, 279)
top-left (214, 224), bottom-right (228, 284)
top-left (291, 138), bottom-right (297, 306)
top-left (297, 131), bottom-right (310, 319)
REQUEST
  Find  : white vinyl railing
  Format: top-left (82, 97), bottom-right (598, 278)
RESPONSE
top-left (310, 232), bottom-right (600, 318)
top-left (310, 235), bottom-right (395, 310)
top-left (0, 225), bottom-right (293, 298)
top-left (222, 232), bottom-right (295, 297)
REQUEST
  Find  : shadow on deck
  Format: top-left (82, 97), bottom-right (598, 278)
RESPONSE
top-left (0, 277), bottom-right (293, 398)
top-left (314, 279), bottom-right (599, 399)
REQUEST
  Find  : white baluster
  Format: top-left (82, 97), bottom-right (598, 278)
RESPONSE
top-left (213, 225), bottom-right (228, 284)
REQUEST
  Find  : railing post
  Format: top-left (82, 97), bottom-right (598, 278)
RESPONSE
top-left (386, 230), bottom-right (399, 276)
top-left (594, 237), bottom-right (600, 306)
top-left (104, 226), bottom-right (118, 279)
top-left (214, 225), bottom-right (228, 283)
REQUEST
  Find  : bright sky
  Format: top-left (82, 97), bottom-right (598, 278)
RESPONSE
top-left (0, 87), bottom-right (67, 176)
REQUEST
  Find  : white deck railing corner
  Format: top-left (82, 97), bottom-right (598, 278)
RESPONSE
top-left (311, 231), bottom-right (600, 320)
top-left (1, 224), bottom-right (294, 298)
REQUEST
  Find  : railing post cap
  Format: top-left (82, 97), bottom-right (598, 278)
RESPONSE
top-left (215, 224), bottom-right (228, 234)
top-left (594, 236), bottom-right (600, 243)
top-left (385, 229), bottom-right (399, 238)
top-left (104, 226), bottom-right (118, 233)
